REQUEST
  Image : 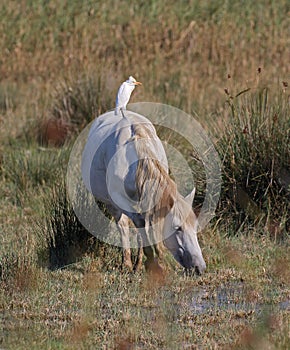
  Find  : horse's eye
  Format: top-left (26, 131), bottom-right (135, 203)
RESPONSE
top-left (174, 226), bottom-right (182, 232)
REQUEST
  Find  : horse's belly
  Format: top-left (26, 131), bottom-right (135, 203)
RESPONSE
top-left (89, 169), bottom-right (110, 203)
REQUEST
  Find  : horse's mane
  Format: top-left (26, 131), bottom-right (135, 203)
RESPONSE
top-left (132, 123), bottom-right (177, 225)
top-left (130, 121), bottom-right (197, 249)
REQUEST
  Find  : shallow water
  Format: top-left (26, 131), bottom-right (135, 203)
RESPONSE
top-left (189, 282), bottom-right (289, 315)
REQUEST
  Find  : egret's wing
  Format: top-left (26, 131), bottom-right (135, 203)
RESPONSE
top-left (116, 82), bottom-right (127, 108)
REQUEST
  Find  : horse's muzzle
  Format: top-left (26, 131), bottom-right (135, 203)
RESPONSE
top-left (179, 250), bottom-right (206, 275)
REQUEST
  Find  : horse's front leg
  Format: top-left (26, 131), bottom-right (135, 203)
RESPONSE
top-left (133, 232), bottom-right (143, 272)
top-left (136, 224), bottom-right (163, 274)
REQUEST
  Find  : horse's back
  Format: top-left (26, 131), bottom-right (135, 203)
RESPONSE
top-left (81, 111), bottom-right (168, 208)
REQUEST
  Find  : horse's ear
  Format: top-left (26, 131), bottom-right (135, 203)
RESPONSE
top-left (185, 187), bottom-right (195, 206)
top-left (168, 193), bottom-right (175, 209)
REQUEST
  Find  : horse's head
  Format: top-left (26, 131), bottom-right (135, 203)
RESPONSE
top-left (163, 188), bottom-right (206, 275)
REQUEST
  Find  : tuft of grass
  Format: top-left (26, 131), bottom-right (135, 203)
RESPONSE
top-left (44, 182), bottom-right (99, 269)
top-left (35, 71), bottom-right (115, 146)
top-left (217, 87), bottom-right (289, 236)
top-left (49, 72), bottom-right (114, 130)
top-left (41, 179), bottom-right (123, 271)
top-left (0, 252), bottom-right (39, 292)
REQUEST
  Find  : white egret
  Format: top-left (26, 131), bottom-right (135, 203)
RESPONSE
top-left (115, 76), bottom-right (142, 116)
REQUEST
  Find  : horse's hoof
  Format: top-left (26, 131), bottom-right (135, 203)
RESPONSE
top-left (133, 261), bottom-right (143, 272)
top-left (122, 261), bottom-right (133, 272)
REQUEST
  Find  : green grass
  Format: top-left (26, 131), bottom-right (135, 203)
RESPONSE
top-left (216, 88), bottom-right (289, 235)
top-left (0, 1), bottom-right (289, 349)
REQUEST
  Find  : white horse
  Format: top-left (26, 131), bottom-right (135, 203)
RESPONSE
top-left (81, 111), bottom-right (206, 274)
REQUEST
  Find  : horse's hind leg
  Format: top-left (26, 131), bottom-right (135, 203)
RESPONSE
top-left (123, 248), bottom-right (133, 271)
top-left (107, 205), bottom-right (133, 271)
top-left (117, 214), bottom-right (133, 271)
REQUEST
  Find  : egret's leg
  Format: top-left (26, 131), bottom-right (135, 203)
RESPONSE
top-left (121, 108), bottom-right (126, 118)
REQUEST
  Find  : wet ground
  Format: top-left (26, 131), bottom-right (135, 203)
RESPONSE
top-left (189, 282), bottom-right (289, 315)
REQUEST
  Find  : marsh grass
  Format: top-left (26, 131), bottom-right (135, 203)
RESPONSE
top-left (0, 1), bottom-right (289, 349)
top-left (1, 1), bottom-right (289, 115)
top-left (0, 83), bottom-right (18, 113)
top-left (1, 147), bottom-right (69, 205)
top-left (0, 252), bottom-right (39, 292)
top-left (50, 72), bottom-right (113, 129)
top-left (0, 234), bottom-right (289, 349)
top-left (217, 87), bottom-right (289, 236)
top-left (44, 182), bottom-right (99, 269)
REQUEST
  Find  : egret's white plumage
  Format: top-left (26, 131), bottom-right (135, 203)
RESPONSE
top-left (115, 76), bottom-right (142, 116)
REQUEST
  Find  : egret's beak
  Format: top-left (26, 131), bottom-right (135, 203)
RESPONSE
top-left (134, 81), bottom-right (142, 86)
